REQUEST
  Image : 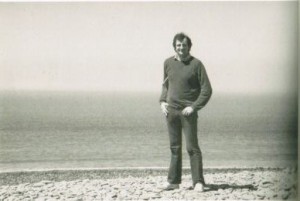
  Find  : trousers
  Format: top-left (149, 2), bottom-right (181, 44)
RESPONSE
top-left (166, 107), bottom-right (205, 186)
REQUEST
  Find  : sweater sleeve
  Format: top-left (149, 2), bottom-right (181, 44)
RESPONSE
top-left (159, 61), bottom-right (168, 103)
top-left (191, 62), bottom-right (212, 111)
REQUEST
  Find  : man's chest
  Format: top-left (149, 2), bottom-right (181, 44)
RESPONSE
top-left (167, 64), bottom-right (198, 83)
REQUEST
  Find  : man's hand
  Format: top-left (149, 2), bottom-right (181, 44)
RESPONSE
top-left (182, 106), bottom-right (194, 116)
top-left (160, 102), bottom-right (169, 116)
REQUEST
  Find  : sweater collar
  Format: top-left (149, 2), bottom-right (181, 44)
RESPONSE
top-left (174, 54), bottom-right (192, 62)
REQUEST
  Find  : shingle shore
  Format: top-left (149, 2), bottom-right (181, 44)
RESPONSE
top-left (0, 167), bottom-right (297, 200)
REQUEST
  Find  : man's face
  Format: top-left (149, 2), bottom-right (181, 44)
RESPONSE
top-left (175, 38), bottom-right (190, 58)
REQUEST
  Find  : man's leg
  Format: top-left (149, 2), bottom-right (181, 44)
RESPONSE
top-left (166, 108), bottom-right (182, 184)
top-left (181, 112), bottom-right (205, 186)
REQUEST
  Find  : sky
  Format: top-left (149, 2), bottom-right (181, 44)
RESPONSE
top-left (0, 1), bottom-right (298, 94)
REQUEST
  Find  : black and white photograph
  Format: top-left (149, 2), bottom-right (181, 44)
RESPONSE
top-left (0, 1), bottom-right (298, 200)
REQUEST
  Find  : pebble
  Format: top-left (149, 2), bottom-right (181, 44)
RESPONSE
top-left (0, 168), bottom-right (297, 200)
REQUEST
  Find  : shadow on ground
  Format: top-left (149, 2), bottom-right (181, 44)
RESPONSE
top-left (186, 183), bottom-right (257, 191)
top-left (204, 183), bottom-right (257, 191)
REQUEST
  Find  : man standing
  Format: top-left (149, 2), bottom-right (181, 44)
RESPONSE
top-left (159, 33), bottom-right (212, 191)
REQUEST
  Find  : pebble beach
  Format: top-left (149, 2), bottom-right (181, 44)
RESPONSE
top-left (0, 167), bottom-right (297, 200)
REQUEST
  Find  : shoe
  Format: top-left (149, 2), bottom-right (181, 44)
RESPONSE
top-left (194, 182), bottom-right (204, 192)
top-left (163, 184), bottom-right (179, 191)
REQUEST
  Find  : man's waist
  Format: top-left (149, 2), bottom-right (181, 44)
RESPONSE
top-left (167, 100), bottom-right (191, 110)
top-left (167, 104), bottom-right (184, 110)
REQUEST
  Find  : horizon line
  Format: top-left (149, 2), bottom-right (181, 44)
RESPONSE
top-left (0, 89), bottom-right (297, 96)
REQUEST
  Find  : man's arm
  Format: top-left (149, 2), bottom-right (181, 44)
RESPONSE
top-left (159, 61), bottom-right (169, 116)
top-left (159, 61), bottom-right (168, 103)
top-left (191, 62), bottom-right (212, 111)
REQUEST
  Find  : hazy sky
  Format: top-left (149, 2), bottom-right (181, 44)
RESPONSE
top-left (0, 1), bottom-right (298, 94)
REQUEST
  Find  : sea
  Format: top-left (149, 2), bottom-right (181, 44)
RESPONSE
top-left (0, 91), bottom-right (298, 172)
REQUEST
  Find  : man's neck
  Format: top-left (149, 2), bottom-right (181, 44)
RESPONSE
top-left (175, 54), bottom-right (191, 62)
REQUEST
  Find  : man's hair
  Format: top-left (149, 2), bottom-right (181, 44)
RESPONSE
top-left (172, 32), bottom-right (192, 50)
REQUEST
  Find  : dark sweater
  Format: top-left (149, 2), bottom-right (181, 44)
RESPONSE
top-left (159, 56), bottom-right (212, 111)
